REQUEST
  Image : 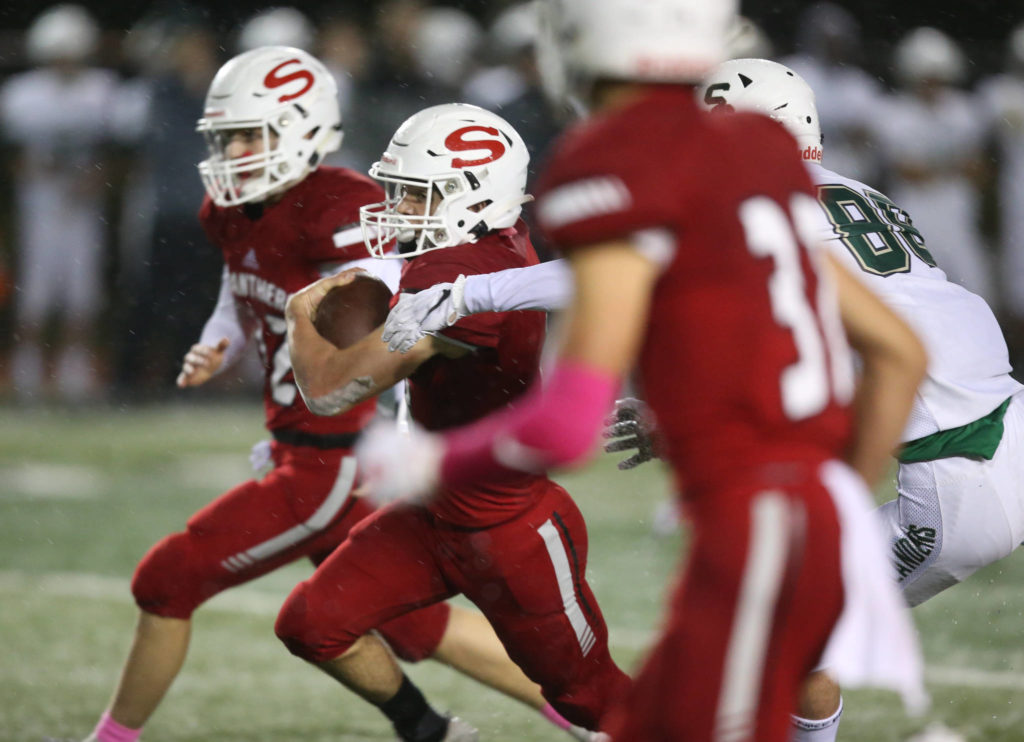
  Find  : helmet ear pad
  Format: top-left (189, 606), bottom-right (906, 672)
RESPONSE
top-left (196, 46), bottom-right (342, 207)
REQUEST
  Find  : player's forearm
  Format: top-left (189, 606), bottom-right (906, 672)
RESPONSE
top-left (465, 259), bottom-right (574, 314)
top-left (285, 310), bottom-right (365, 416)
top-left (847, 350), bottom-right (924, 486)
top-left (829, 256), bottom-right (927, 484)
top-left (198, 268), bottom-right (250, 371)
top-left (441, 360), bottom-right (619, 484)
top-left (441, 246), bottom-right (653, 482)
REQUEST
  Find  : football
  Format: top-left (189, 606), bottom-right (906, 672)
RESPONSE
top-left (312, 272), bottom-right (393, 349)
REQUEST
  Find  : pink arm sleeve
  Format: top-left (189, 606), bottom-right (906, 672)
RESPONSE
top-left (440, 360), bottom-right (619, 486)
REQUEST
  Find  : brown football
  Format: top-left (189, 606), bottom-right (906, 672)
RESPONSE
top-left (312, 273), bottom-right (393, 349)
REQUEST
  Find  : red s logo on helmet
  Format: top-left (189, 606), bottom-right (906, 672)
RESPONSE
top-left (264, 59), bottom-right (315, 103)
top-left (445, 126), bottom-right (507, 168)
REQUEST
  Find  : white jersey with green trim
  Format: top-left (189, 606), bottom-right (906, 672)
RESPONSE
top-left (808, 163), bottom-right (1022, 441)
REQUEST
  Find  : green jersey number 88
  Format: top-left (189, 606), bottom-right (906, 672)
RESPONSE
top-left (818, 184), bottom-right (936, 276)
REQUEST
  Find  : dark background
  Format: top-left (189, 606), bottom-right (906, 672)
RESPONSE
top-left (0, 1), bottom-right (1018, 75)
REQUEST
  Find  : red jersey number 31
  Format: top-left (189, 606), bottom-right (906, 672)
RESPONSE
top-left (740, 194), bottom-right (853, 421)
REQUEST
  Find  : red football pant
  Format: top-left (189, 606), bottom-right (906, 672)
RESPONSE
top-left (275, 482), bottom-right (631, 730)
top-left (606, 471), bottom-right (844, 742)
top-left (130, 442), bottom-right (449, 662)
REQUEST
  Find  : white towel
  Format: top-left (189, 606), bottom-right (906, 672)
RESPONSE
top-left (820, 460), bottom-right (930, 714)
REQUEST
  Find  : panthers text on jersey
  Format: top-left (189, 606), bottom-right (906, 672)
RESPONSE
top-left (200, 166), bottom-right (383, 438)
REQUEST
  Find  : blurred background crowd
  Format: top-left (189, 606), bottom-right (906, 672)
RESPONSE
top-left (0, 0), bottom-right (1021, 404)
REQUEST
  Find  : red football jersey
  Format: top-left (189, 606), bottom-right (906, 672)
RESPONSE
top-left (400, 221), bottom-right (550, 526)
top-left (199, 166), bottom-right (381, 437)
top-left (535, 87), bottom-right (853, 496)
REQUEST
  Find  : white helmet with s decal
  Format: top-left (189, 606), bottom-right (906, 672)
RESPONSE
top-left (699, 58), bottom-right (824, 162)
top-left (197, 46), bottom-right (341, 206)
top-left (360, 103), bottom-right (531, 259)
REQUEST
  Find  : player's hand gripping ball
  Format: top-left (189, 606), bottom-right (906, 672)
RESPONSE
top-left (312, 271), bottom-right (393, 349)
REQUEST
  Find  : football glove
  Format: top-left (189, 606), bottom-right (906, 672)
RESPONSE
top-left (603, 397), bottom-right (662, 470)
top-left (382, 274), bottom-right (468, 353)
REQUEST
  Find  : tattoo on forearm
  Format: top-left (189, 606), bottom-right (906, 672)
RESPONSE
top-left (304, 376), bottom-right (375, 416)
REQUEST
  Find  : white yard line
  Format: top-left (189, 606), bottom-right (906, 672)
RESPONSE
top-left (3, 569), bottom-right (1023, 692)
top-left (0, 463), bottom-right (108, 499)
top-left (0, 569), bottom-right (283, 616)
top-left (0, 454), bottom-right (254, 500)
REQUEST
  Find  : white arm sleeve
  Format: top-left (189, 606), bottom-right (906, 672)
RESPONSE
top-left (463, 259), bottom-right (574, 314)
top-left (198, 267), bottom-right (254, 371)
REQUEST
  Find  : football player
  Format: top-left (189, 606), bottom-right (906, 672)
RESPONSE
top-left (278, 102), bottom-right (630, 738)
top-left (701, 57), bottom-right (1022, 742)
top-left (354, 2), bottom-right (931, 740)
top-left (75, 48), bottom-right (591, 742)
top-left (382, 56), bottom-right (1017, 742)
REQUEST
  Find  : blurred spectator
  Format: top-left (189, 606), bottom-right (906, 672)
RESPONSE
top-left (876, 27), bottom-right (994, 302)
top-left (463, 2), bottom-right (562, 174)
top-left (341, 0), bottom-right (452, 172)
top-left (113, 13), bottom-right (222, 395)
top-left (462, 1), bottom-right (563, 259)
top-left (0, 4), bottom-right (118, 402)
top-left (317, 9), bottom-right (371, 132)
top-left (980, 24), bottom-right (1024, 352)
top-left (463, 2), bottom-right (537, 110)
top-left (236, 6), bottom-right (315, 53)
top-left (726, 15), bottom-right (774, 60)
top-left (412, 6), bottom-right (483, 90)
top-left (782, 2), bottom-right (884, 183)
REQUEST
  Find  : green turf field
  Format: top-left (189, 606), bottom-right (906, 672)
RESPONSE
top-left (1, 403), bottom-right (1021, 741)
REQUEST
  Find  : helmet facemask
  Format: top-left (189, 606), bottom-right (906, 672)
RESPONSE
top-left (197, 47), bottom-right (343, 207)
top-left (362, 165), bottom-right (522, 259)
top-left (198, 107), bottom-right (333, 207)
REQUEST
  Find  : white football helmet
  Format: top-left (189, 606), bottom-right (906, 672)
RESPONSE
top-left (196, 46), bottom-right (342, 207)
top-left (893, 27), bottom-right (966, 87)
top-left (536, 0), bottom-right (737, 108)
top-left (699, 58), bottom-right (824, 162)
top-left (26, 4), bottom-right (99, 65)
top-left (361, 103), bottom-right (531, 259)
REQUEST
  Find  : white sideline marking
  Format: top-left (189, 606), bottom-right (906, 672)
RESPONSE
top-left (924, 666), bottom-right (1024, 692)
top-left (0, 463), bottom-right (107, 499)
top-left (0, 569), bottom-right (284, 616)
top-left (176, 453), bottom-right (256, 491)
top-left (3, 569), bottom-right (1024, 692)
top-left (0, 454), bottom-right (255, 501)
